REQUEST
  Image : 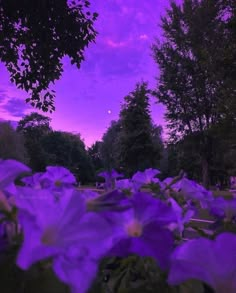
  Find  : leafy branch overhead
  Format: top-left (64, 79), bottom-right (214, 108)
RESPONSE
top-left (0, 0), bottom-right (98, 112)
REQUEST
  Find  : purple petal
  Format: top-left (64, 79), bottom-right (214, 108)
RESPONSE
top-left (17, 212), bottom-right (61, 269)
top-left (136, 223), bottom-right (174, 269)
top-left (168, 233), bottom-right (236, 292)
top-left (40, 166), bottom-right (76, 190)
top-left (132, 168), bottom-right (160, 185)
top-left (21, 172), bottom-right (44, 188)
top-left (0, 159), bottom-right (30, 189)
top-left (109, 223), bottom-right (174, 270)
top-left (131, 192), bottom-right (176, 225)
top-left (53, 254), bottom-right (98, 293)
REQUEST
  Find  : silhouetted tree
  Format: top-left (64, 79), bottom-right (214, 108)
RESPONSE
top-left (99, 120), bottom-right (122, 172)
top-left (119, 82), bottom-right (163, 176)
top-left (0, 0), bottom-right (98, 112)
top-left (42, 131), bottom-right (94, 183)
top-left (152, 0), bottom-right (236, 186)
top-left (0, 121), bottom-right (28, 163)
top-left (17, 112), bottom-right (52, 170)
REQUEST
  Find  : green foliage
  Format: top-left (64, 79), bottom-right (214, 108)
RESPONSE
top-left (0, 250), bottom-right (206, 293)
top-left (119, 82), bottom-right (163, 176)
top-left (0, 0), bottom-right (98, 112)
top-left (17, 112), bottom-right (52, 171)
top-left (90, 256), bottom-right (205, 293)
top-left (0, 121), bottom-right (28, 163)
top-left (88, 141), bottom-right (104, 174)
top-left (0, 246), bottom-right (70, 293)
top-left (152, 0), bottom-right (236, 186)
top-left (42, 131), bottom-right (94, 183)
top-left (17, 113), bottom-right (94, 182)
top-left (99, 120), bottom-right (122, 171)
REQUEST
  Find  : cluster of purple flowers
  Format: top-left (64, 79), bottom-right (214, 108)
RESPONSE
top-left (0, 159), bottom-right (235, 293)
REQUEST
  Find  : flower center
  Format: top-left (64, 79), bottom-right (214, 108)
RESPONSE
top-left (126, 219), bottom-right (143, 237)
top-left (54, 180), bottom-right (62, 187)
top-left (41, 226), bottom-right (58, 246)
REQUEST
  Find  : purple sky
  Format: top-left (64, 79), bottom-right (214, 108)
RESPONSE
top-left (0, 0), bottom-right (181, 147)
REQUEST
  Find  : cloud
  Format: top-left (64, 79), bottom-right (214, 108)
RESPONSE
top-left (2, 97), bottom-right (30, 117)
top-left (105, 39), bottom-right (128, 48)
top-left (139, 34), bottom-right (149, 40)
top-left (77, 1), bottom-right (168, 81)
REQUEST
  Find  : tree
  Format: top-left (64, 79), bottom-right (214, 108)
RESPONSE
top-left (42, 131), bottom-right (94, 183)
top-left (119, 82), bottom-right (163, 176)
top-left (88, 141), bottom-right (104, 174)
top-left (99, 120), bottom-right (122, 172)
top-left (152, 0), bottom-right (236, 187)
top-left (0, 0), bottom-right (98, 112)
top-left (0, 121), bottom-right (28, 163)
top-left (17, 112), bottom-right (52, 171)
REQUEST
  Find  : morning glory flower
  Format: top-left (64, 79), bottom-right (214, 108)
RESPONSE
top-left (162, 177), bottom-right (174, 187)
top-left (172, 178), bottom-right (213, 207)
top-left (0, 159), bottom-right (30, 191)
top-left (115, 179), bottom-right (136, 195)
top-left (86, 189), bottom-right (131, 213)
top-left (53, 253), bottom-right (98, 293)
top-left (167, 198), bottom-right (195, 237)
top-left (21, 172), bottom-right (44, 189)
top-left (40, 166), bottom-right (76, 190)
top-left (108, 192), bottom-right (176, 269)
top-left (15, 187), bottom-right (112, 270)
top-left (98, 169), bottom-right (123, 191)
top-left (132, 168), bottom-right (161, 187)
top-left (209, 197), bottom-right (236, 222)
top-left (168, 232), bottom-right (236, 293)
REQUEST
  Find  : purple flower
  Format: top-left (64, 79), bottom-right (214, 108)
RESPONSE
top-left (108, 192), bottom-right (176, 269)
top-left (80, 189), bottom-right (100, 201)
top-left (209, 197), bottom-right (236, 221)
top-left (162, 177), bottom-right (174, 187)
top-left (21, 172), bottom-right (44, 189)
top-left (0, 159), bottom-right (30, 190)
top-left (86, 189), bottom-right (131, 213)
top-left (115, 179), bottom-right (136, 194)
top-left (168, 233), bottom-right (236, 293)
top-left (98, 169), bottom-right (123, 191)
top-left (132, 168), bottom-right (161, 189)
top-left (167, 198), bottom-right (195, 237)
top-left (15, 187), bottom-right (112, 270)
top-left (53, 249), bottom-right (99, 293)
top-left (172, 178), bottom-right (213, 207)
top-left (40, 166), bottom-right (76, 190)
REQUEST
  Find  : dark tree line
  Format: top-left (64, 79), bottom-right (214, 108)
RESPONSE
top-left (15, 112), bottom-right (94, 183)
top-left (0, 82), bottom-right (164, 183)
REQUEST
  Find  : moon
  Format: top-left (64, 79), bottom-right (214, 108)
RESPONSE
top-left (108, 110), bottom-right (112, 114)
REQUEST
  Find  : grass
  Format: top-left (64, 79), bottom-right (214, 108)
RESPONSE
top-left (212, 190), bottom-right (233, 198)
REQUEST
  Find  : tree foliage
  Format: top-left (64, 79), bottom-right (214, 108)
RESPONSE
top-left (42, 131), bottom-right (94, 183)
top-left (99, 120), bottom-right (122, 172)
top-left (118, 82), bottom-right (163, 176)
top-left (88, 141), bottom-right (104, 174)
top-left (152, 0), bottom-right (236, 186)
top-left (17, 112), bottom-right (94, 183)
top-left (17, 112), bottom-right (52, 170)
top-left (0, 0), bottom-right (98, 112)
top-left (0, 121), bottom-right (28, 163)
